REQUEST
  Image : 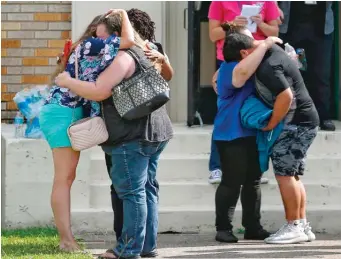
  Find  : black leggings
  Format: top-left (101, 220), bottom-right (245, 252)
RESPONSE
top-left (215, 137), bottom-right (262, 231)
top-left (105, 153), bottom-right (123, 240)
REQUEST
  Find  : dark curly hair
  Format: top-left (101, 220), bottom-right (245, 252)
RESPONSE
top-left (127, 8), bottom-right (156, 42)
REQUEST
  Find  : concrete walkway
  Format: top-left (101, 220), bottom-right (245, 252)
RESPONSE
top-left (82, 233), bottom-right (341, 259)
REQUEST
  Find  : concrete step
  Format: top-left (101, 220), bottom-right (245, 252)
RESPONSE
top-left (72, 205), bottom-right (341, 234)
top-left (88, 181), bottom-right (341, 209)
top-left (89, 154), bottom-right (341, 182)
top-left (164, 130), bottom-right (341, 156)
top-left (90, 125), bottom-right (341, 156)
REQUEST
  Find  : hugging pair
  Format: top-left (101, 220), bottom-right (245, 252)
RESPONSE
top-left (41, 8), bottom-right (174, 259)
top-left (212, 23), bottom-right (318, 245)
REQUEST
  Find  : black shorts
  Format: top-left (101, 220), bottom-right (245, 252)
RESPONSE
top-left (271, 125), bottom-right (318, 176)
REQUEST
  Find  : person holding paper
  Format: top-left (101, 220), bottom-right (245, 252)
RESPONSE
top-left (207, 1), bottom-right (279, 185)
top-left (278, 1), bottom-right (336, 132)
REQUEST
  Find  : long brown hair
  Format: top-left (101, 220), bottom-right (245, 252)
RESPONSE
top-left (99, 14), bottom-right (146, 50)
top-left (99, 15), bottom-right (162, 71)
top-left (103, 14), bottom-right (166, 73)
top-left (50, 15), bottom-right (102, 84)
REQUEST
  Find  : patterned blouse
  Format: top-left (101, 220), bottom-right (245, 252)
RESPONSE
top-left (45, 35), bottom-right (121, 116)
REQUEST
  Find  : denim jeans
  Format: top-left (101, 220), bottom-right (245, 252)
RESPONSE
top-left (105, 153), bottom-right (124, 240)
top-left (209, 59), bottom-right (223, 172)
top-left (102, 140), bottom-right (167, 258)
top-left (209, 135), bottom-right (221, 171)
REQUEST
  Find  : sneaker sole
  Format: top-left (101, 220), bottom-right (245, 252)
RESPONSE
top-left (244, 236), bottom-right (270, 240)
top-left (260, 178), bottom-right (269, 184)
top-left (141, 250), bottom-right (158, 258)
top-left (306, 235), bottom-right (316, 242)
top-left (265, 235), bottom-right (309, 244)
top-left (208, 179), bottom-right (221, 184)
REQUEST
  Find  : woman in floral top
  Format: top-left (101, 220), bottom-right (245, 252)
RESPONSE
top-left (39, 9), bottom-right (134, 252)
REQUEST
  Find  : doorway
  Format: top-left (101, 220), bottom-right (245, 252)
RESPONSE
top-left (187, 1), bottom-right (216, 126)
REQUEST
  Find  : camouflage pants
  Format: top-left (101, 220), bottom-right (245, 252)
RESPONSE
top-left (271, 125), bottom-right (318, 176)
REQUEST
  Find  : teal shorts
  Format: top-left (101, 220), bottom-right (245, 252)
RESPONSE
top-left (39, 104), bottom-right (84, 149)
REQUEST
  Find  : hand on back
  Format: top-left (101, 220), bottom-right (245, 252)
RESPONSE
top-left (263, 36), bottom-right (283, 49)
top-left (104, 9), bottom-right (126, 18)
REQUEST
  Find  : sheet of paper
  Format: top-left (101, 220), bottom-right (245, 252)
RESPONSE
top-left (240, 5), bottom-right (262, 33)
top-left (305, 1), bottom-right (317, 5)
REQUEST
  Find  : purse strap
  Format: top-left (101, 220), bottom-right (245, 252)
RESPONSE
top-left (71, 45), bottom-right (80, 123)
top-left (74, 45), bottom-right (79, 80)
top-left (126, 48), bottom-right (146, 72)
top-left (115, 48), bottom-right (146, 90)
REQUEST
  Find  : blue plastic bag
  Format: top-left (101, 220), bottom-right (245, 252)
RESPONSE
top-left (25, 117), bottom-right (45, 139)
top-left (13, 85), bottom-right (49, 139)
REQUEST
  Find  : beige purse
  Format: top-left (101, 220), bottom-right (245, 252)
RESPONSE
top-left (67, 46), bottom-right (109, 151)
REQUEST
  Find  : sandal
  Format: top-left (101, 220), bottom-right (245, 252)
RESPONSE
top-left (98, 249), bottom-right (141, 259)
top-left (141, 249), bottom-right (158, 258)
top-left (98, 249), bottom-right (117, 259)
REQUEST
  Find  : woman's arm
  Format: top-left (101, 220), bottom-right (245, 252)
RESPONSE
top-left (275, 1), bottom-right (284, 25)
top-left (232, 36), bottom-right (282, 88)
top-left (209, 19), bottom-right (226, 43)
top-left (208, 1), bottom-right (225, 43)
top-left (257, 20), bottom-right (279, 37)
top-left (212, 69), bottom-right (219, 93)
top-left (251, 2), bottom-right (280, 37)
top-left (114, 10), bottom-right (134, 49)
top-left (263, 88), bottom-right (293, 131)
top-left (55, 51), bottom-right (135, 101)
top-left (160, 55), bottom-right (174, 81)
top-left (144, 49), bottom-right (174, 81)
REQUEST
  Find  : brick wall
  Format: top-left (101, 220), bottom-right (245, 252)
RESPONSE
top-left (1, 1), bottom-right (71, 122)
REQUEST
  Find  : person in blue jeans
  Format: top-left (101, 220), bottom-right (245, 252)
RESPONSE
top-left (208, 61), bottom-right (224, 184)
top-left (102, 140), bottom-right (169, 258)
top-left (103, 8), bottom-right (174, 243)
top-left (208, 1), bottom-right (279, 184)
top-left (211, 58), bottom-right (270, 185)
top-left (55, 20), bottom-right (174, 258)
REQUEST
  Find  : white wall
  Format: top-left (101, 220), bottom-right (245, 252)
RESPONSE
top-left (165, 2), bottom-right (188, 123)
top-left (72, 1), bottom-right (165, 44)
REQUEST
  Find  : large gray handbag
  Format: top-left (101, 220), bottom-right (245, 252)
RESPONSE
top-left (112, 48), bottom-right (170, 120)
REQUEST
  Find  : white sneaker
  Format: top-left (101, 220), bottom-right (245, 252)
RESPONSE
top-left (265, 223), bottom-right (308, 244)
top-left (303, 222), bottom-right (316, 242)
top-left (269, 223), bottom-right (288, 237)
top-left (208, 169), bottom-right (222, 184)
top-left (260, 177), bottom-right (269, 184)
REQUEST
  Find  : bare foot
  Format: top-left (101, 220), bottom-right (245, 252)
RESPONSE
top-left (59, 241), bottom-right (81, 253)
top-left (98, 250), bottom-right (117, 259)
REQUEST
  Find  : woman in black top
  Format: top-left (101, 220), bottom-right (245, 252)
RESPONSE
top-left (105, 7), bottom-right (174, 247)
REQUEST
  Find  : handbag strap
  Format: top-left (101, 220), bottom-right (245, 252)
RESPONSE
top-left (126, 48), bottom-right (146, 72)
top-left (116, 48), bottom-right (146, 89)
top-left (74, 45), bottom-right (79, 80)
top-left (71, 45), bottom-right (80, 123)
